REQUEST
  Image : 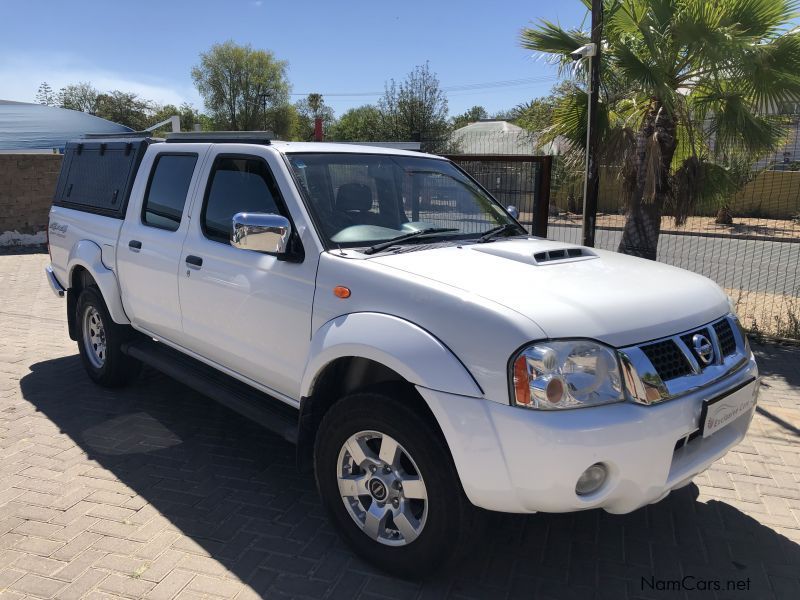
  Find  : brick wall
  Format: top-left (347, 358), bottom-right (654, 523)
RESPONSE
top-left (0, 154), bottom-right (62, 236)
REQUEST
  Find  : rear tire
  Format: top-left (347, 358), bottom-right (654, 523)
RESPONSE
top-left (76, 287), bottom-right (140, 387)
top-left (314, 389), bottom-right (478, 578)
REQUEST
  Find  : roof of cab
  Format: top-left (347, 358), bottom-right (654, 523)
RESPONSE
top-left (268, 141), bottom-right (444, 159)
top-left (84, 135), bottom-right (444, 161)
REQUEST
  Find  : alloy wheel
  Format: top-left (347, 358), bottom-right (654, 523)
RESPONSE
top-left (336, 430), bottom-right (428, 546)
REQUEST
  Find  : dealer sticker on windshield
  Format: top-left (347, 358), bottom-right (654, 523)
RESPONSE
top-left (701, 379), bottom-right (759, 438)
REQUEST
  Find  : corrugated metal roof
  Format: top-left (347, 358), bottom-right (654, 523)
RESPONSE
top-left (0, 100), bottom-right (131, 151)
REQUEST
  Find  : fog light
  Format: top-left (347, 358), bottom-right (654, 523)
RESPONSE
top-left (576, 463), bottom-right (607, 496)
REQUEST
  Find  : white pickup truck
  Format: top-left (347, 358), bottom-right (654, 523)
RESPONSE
top-left (45, 132), bottom-right (759, 577)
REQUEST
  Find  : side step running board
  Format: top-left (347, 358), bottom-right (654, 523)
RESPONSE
top-left (122, 338), bottom-right (299, 444)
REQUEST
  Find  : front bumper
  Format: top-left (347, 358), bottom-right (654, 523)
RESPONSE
top-left (417, 353), bottom-right (758, 514)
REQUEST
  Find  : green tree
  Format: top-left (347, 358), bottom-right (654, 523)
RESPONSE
top-left (378, 62), bottom-right (451, 152)
top-left (94, 91), bottom-right (152, 130)
top-left (491, 108), bottom-right (516, 121)
top-left (451, 106), bottom-right (489, 130)
top-left (521, 0), bottom-right (800, 259)
top-left (58, 82), bottom-right (99, 113)
top-left (149, 103), bottom-right (204, 132)
top-left (35, 82), bottom-right (56, 106)
top-left (191, 41), bottom-right (290, 131)
top-left (508, 99), bottom-right (552, 132)
top-left (509, 81), bottom-right (579, 133)
top-left (267, 103), bottom-right (299, 139)
top-left (294, 93), bottom-right (336, 140)
top-left (328, 105), bottom-right (384, 141)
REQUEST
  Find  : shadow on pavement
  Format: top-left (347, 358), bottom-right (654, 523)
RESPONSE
top-left (753, 342), bottom-right (800, 389)
top-left (20, 355), bottom-right (800, 599)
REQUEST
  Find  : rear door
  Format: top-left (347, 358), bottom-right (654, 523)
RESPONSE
top-left (117, 146), bottom-right (207, 343)
top-left (177, 146), bottom-right (319, 401)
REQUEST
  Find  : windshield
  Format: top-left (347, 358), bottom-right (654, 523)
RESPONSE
top-left (286, 153), bottom-right (520, 249)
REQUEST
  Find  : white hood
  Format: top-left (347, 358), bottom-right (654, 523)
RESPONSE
top-left (368, 238), bottom-right (729, 347)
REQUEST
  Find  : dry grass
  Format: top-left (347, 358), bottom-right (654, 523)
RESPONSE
top-left (725, 288), bottom-right (800, 339)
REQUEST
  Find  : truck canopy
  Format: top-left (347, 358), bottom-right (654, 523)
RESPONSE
top-left (53, 137), bottom-right (154, 218)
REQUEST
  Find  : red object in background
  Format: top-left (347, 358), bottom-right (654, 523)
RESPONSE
top-left (314, 117), bottom-right (323, 141)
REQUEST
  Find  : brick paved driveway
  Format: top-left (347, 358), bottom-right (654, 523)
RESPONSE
top-left (1, 250), bottom-right (799, 600)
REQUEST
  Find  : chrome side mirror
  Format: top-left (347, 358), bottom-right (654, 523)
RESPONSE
top-left (506, 205), bottom-right (519, 219)
top-left (231, 212), bottom-right (292, 255)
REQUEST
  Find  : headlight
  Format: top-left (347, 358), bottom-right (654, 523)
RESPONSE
top-left (511, 340), bottom-right (624, 409)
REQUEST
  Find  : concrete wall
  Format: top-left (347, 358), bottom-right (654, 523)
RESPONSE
top-left (732, 171), bottom-right (800, 219)
top-left (552, 167), bottom-right (800, 219)
top-left (0, 154), bottom-right (62, 245)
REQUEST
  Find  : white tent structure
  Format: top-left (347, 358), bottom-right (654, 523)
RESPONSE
top-left (0, 100), bottom-right (130, 152)
top-left (450, 119), bottom-right (565, 155)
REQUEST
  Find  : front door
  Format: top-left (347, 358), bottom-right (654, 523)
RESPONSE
top-left (178, 149), bottom-right (318, 401)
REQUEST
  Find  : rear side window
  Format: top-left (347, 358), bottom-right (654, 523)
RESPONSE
top-left (142, 154), bottom-right (198, 231)
top-left (202, 156), bottom-right (282, 244)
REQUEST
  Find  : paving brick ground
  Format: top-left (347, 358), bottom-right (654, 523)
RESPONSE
top-left (1, 250), bottom-right (799, 600)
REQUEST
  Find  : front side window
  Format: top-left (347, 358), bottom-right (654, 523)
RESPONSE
top-left (287, 153), bottom-right (520, 249)
top-left (142, 154), bottom-right (198, 231)
top-left (202, 156), bottom-right (282, 244)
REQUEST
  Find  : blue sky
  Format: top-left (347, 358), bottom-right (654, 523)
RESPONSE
top-left (1, 0), bottom-right (590, 118)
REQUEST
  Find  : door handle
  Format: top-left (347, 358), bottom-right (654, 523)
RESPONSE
top-left (185, 255), bottom-right (203, 268)
top-left (128, 240), bottom-right (142, 251)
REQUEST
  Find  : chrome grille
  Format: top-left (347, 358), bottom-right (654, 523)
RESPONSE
top-left (713, 319), bottom-right (736, 357)
top-left (619, 315), bottom-right (749, 405)
top-left (641, 340), bottom-right (693, 380)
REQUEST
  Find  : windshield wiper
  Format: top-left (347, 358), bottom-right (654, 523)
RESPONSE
top-left (477, 223), bottom-right (524, 243)
top-left (362, 228), bottom-right (459, 255)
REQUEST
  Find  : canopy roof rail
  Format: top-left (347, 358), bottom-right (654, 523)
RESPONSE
top-left (81, 132), bottom-right (159, 140)
top-left (164, 131), bottom-right (274, 144)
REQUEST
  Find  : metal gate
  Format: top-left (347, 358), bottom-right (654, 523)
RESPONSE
top-left (444, 154), bottom-right (553, 238)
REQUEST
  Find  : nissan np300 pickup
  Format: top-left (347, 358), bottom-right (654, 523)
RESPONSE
top-left (45, 132), bottom-right (759, 576)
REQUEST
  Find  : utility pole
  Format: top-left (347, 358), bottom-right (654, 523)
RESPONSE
top-left (258, 92), bottom-right (271, 132)
top-left (582, 0), bottom-right (603, 247)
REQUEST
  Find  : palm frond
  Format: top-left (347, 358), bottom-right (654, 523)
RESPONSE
top-left (605, 0), bottom-right (649, 36)
top-left (520, 20), bottom-right (589, 58)
top-left (612, 43), bottom-right (659, 89)
top-left (611, 41), bottom-right (679, 107)
top-left (733, 32), bottom-right (800, 111)
top-left (672, 116), bottom-right (703, 161)
top-left (719, 0), bottom-right (799, 37)
top-left (540, 89), bottom-right (589, 154)
top-left (697, 90), bottom-right (790, 154)
top-left (672, 2), bottom-right (745, 68)
top-left (647, 0), bottom-right (680, 31)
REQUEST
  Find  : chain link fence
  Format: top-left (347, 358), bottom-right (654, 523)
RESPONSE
top-left (444, 154), bottom-right (551, 237)
top-left (439, 122), bottom-right (800, 339)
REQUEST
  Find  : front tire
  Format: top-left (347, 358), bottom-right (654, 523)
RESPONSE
top-left (314, 389), bottom-right (478, 578)
top-left (76, 287), bottom-right (140, 387)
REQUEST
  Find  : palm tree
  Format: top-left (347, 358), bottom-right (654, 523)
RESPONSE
top-left (521, 0), bottom-right (800, 259)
